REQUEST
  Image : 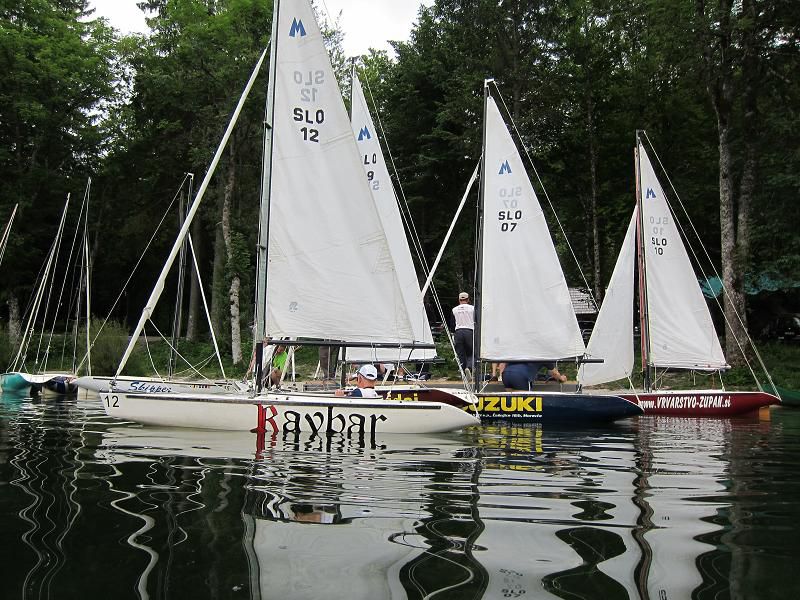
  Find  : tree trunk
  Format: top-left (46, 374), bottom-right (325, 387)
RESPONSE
top-left (222, 142), bottom-right (242, 365)
top-left (717, 122), bottom-right (747, 364)
top-left (185, 217), bottom-right (202, 341)
top-left (7, 294), bottom-right (21, 344)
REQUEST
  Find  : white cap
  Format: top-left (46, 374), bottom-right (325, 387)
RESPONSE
top-left (357, 364), bottom-right (378, 381)
top-left (458, 292), bottom-right (469, 300)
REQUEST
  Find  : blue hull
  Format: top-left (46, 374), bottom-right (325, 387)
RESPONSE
top-left (475, 392), bottom-right (643, 423)
top-left (0, 373), bottom-right (32, 395)
top-left (43, 376), bottom-right (78, 395)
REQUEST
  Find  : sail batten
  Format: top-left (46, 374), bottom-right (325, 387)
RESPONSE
top-left (479, 96), bottom-right (585, 361)
top-left (265, 0), bottom-right (415, 344)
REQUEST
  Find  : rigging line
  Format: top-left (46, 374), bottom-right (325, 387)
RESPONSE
top-left (35, 196), bottom-right (74, 371)
top-left (187, 233), bottom-right (227, 379)
top-left (491, 82), bottom-right (598, 308)
top-left (147, 320), bottom-right (215, 383)
top-left (641, 131), bottom-right (771, 388)
top-left (16, 197), bottom-right (70, 371)
top-left (61, 180), bottom-right (92, 369)
top-left (76, 173), bottom-right (190, 371)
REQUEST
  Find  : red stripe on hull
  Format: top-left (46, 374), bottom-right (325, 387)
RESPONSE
top-left (620, 391), bottom-right (778, 416)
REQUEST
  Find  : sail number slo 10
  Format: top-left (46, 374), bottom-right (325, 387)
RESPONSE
top-left (649, 215), bottom-right (669, 256)
top-left (497, 186), bottom-right (523, 232)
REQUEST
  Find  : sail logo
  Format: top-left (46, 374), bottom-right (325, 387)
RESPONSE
top-left (498, 160), bottom-right (512, 175)
top-left (357, 126), bottom-right (371, 141)
top-left (289, 18), bottom-right (307, 37)
top-left (646, 187), bottom-right (656, 199)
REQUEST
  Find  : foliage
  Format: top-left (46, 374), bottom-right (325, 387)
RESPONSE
top-left (0, 0), bottom-right (797, 374)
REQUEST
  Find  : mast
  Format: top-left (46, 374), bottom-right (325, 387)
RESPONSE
top-left (634, 130), bottom-right (652, 391)
top-left (168, 174), bottom-right (192, 378)
top-left (254, 0), bottom-right (280, 392)
top-left (473, 79), bottom-right (491, 377)
top-left (114, 48), bottom-right (268, 379)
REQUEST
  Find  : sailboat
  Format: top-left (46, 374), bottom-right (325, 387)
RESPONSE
top-left (578, 131), bottom-right (778, 416)
top-left (1, 196), bottom-right (85, 397)
top-left (471, 80), bottom-right (642, 422)
top-left (98, 0), bottom-right (479, 434)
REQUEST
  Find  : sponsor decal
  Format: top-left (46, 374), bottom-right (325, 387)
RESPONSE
top-left (289, 18), bottom-right (306, 38)
top-left (475, 395), bottom-right (543, 415)
top-left (129, 381), bottom-right (172, 393)
top-left (282, 406), bottom-right (388, 436)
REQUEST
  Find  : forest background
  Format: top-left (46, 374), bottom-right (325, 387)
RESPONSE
top-left (1, 0), bottom-right (798, 377)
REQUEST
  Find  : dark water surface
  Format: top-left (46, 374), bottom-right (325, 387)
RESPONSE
top-left (1, 394), bottom-right (799, 600)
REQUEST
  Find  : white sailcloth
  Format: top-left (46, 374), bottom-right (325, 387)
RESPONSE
top-left (639, 146), bottom-right (727, 370)
top-left (479, 97), bottom-right (585, 361)
top-left (265, 0), bottom-right (415, 344)
top-left (346, 75), bottom-right (435, 362)
top-left (578, 208), bottom-right (637, 386)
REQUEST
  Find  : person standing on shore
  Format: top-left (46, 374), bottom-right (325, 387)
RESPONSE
top-left (452, 292), bottom-right (475, 378)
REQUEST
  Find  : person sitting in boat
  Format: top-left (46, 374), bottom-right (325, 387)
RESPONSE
top-left (498, 362), bottom-right (567, 390)
top-left (269, 344), bottom-right (289, 387)
top-left (335, 364), bottom-right (380, 398)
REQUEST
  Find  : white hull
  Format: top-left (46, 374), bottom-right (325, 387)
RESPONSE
top-left (76, 375), bottom-right (246, 395)
top-left (99, 389), bottom-right (481, 434)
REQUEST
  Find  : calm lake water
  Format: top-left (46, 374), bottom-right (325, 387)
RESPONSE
top-left (1, 394), bottom-right (798, 600)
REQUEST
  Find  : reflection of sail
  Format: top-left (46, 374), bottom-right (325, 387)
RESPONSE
top-left (8, 395), bottom-right (774, 598)
top-left (631, 417), bottom-right (730, 599)
top-left (98, 425), bottom-right (477, 599)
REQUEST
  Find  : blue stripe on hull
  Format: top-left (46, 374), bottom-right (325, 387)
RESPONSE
top-left (475, 392), bottom-right (643, 423)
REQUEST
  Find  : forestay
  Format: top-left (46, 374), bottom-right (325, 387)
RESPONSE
top-left (578, 209), bottom-right (637, 386)
top-left (345, 75), bottom-right (435, 362)
top-left (265, 0), bottom-right (415, 344)
top-left (479, 96), bottom-right (585, 361)
top-left (639, 146), bottom-right (728, 370)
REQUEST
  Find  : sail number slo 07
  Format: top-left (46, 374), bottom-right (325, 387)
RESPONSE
top-left (497, 185), bottom-right (523, 232)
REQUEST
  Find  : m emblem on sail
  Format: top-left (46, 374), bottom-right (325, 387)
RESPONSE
top-left (289, 18), bottom-right (306, 37)
top-left (499, 160), bottom-right (512, 175)
top-left (646, 187), bottom-right (656, 199)
top-left (357, 126), bottom-right (371, 141)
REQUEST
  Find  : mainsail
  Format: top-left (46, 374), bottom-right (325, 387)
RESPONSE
top-left (345, 74), bottom-right (435, 362)
top-left (479, 95), bottom-right (585, 361)
top-left (639, 146), bottom-right (727, 370)
top-left (264, 0), bottom-right (415, 345)
top-left (578, 209), bottom-right (637, 386)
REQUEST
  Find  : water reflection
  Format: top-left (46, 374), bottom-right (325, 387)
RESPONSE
top-left (2, 394), bottom-right (800, 599)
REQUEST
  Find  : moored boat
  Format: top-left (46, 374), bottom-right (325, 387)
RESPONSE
top-left (578, 132), bottom-right (778, 416)
top-left (99, 389), bottom-right (480, 434)
top-left (462, 80), bottom-right (643, 424)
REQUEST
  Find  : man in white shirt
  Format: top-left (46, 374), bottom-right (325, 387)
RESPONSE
top-left (452, 292), bottom-right (474, 378)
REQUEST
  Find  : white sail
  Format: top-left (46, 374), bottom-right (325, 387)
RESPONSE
top-left (639, 146), bottom-right (728, 370)
top-left (479, 96), bottom-right (585, 361)
top-left (345, 75), bottom-right (435, 362)
top-left (265, 0), bottom-right (415, 344)
top-left (578, 208), bottom-right (637, 386)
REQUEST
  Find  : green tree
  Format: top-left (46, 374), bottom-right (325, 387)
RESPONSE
top-left (0, 0), bottom-right (116, 334)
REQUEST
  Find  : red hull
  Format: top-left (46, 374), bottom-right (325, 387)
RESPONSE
top-left (620, 390), bottom-right (778, 416)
